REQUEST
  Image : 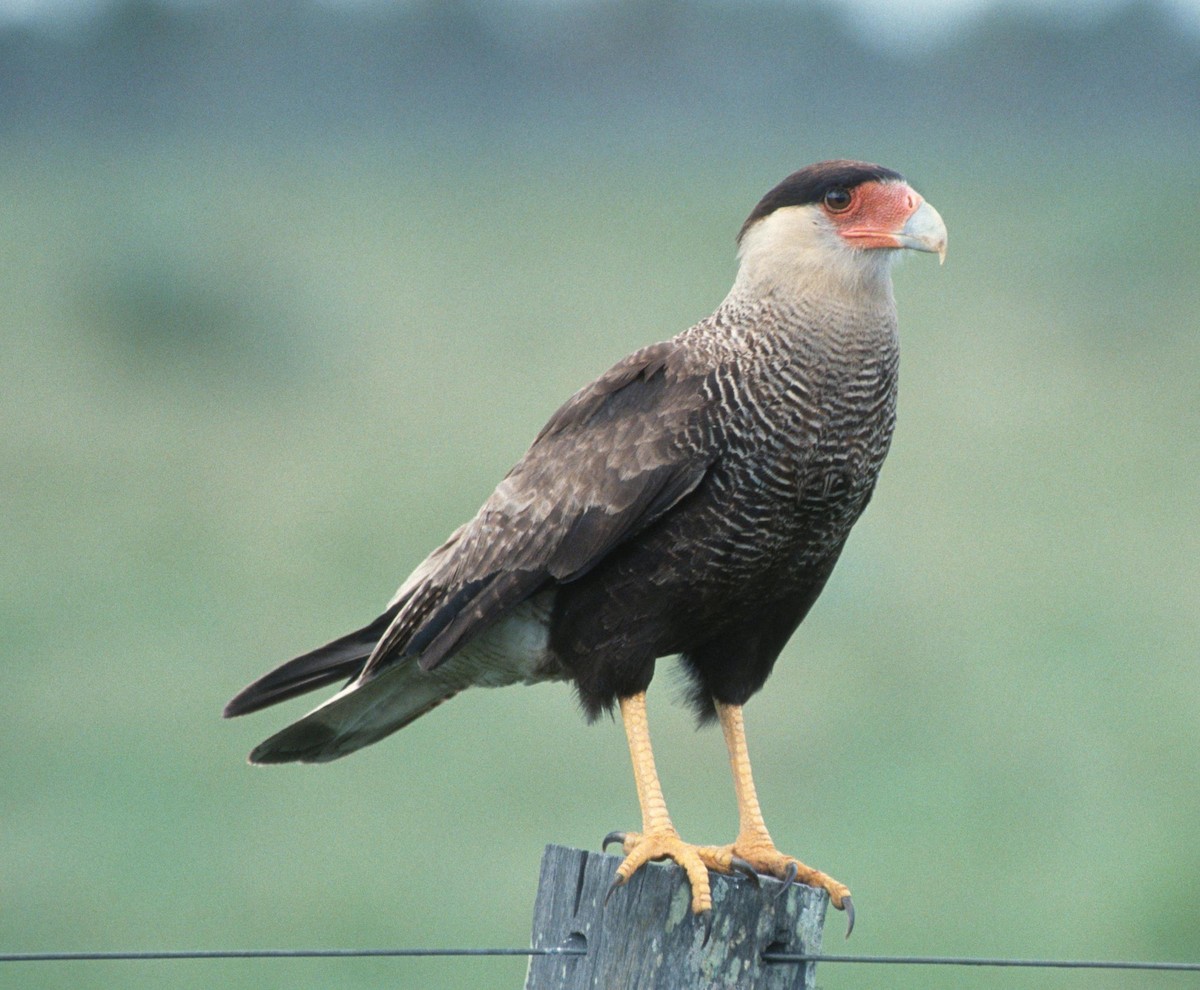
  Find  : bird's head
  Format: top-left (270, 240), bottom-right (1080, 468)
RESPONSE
top-left (734, 160), bottom-right (947, 298)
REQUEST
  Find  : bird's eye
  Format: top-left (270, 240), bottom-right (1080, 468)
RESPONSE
top-left (823, 188), bottom-right (852, 213)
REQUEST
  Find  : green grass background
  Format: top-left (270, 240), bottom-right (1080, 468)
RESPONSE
top-left (2, 141), bottom-right (1198, 989)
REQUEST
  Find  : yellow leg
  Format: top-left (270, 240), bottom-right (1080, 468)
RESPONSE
top-left (605, 695), bottom-right (853, 928)
top-left (607, 692), bottom-right (714, 913)
top-left (699, 702), bottom-right (854, 929)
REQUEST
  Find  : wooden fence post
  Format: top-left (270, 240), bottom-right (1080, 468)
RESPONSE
top-left (525, 844), bottom-right (827, 989)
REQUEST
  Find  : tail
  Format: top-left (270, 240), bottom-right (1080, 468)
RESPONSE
top-left (223, 608), bottom-right (398, 718)
top-left (229, 592), bottom-right (558, 764)
top-left (246, 661), bottom-right (460, 764)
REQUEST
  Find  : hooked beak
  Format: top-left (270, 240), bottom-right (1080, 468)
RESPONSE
top-left (895, 199), bottom-right (947, 264)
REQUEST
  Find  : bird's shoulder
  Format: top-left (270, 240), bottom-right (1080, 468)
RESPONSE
top-left (534, 337), bottom-right (702, 443)
top-left (464, 333), bottom-right (722, 576)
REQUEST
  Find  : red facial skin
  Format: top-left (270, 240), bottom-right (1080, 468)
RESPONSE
top-left (822, 180), bottom-right (923, 250)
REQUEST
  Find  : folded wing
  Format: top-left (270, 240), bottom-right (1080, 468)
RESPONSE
top-left (225, 338), bottom-right (719, 726)
top-left (363, 339), bottom-right (715, 680)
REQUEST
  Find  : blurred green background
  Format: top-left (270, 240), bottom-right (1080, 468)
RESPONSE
top-left (2, 2), bottom-right (1198, 988)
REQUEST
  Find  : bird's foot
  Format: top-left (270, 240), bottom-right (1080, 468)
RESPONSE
top-left (696, 839), bottom-right (854, 935)
top-left (601, 830), bottom-right (851, 929)
top-left (602, 828), bottom-right (720, 914)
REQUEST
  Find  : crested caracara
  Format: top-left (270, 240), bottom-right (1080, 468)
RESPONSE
top-left (225, 160), bottom-right (947, 931)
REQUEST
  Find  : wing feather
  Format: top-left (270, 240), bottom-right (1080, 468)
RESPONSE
top-left (361, 339), bottom-right (716, 678)
top-left (223, 607), bottom-right (399, 717)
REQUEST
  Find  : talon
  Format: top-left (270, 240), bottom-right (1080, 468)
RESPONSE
top-left (602, 831), bottom-right (628, 852)
top-left (776, 861), bottom-right (798, 899)
top-left (604, 874), bottom-right (626, 906)
top-left (729, 855), bottom-right (760, 887)
top-left (699, 909), bottom-right (713, 948)
top-left (841, 895), bottom-right (855, 939)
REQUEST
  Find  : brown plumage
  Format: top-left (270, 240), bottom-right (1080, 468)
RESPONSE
top-left (225, 160), bottom-right (946, 920)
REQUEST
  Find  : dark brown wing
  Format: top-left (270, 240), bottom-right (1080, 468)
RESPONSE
top-left (362, 339), bottom-right (716, 678)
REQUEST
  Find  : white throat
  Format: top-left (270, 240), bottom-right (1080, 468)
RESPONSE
top-left (729, 204), bottom-right (897, 312)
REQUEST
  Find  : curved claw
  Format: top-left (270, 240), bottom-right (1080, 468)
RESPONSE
top-left (840, 895), bottom-right (855, 939)
top-left (699, 909), bottom-right (714, 948)
top-left (775, 861), bottom-right (798, 900)
top-left (604, 874), bottom-right (626, 906)
top-left (729, 855), bottom-right (761, 887)
top-left (601, 831), bottom-right (628, 852)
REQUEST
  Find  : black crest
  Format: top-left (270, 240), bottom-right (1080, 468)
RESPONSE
top-left (738, 160), bottom-right (905, 242)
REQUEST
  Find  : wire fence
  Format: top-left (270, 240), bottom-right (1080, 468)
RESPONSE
top-left (0, 948), bottom-right (580, 962)
top-left (4, 946), bottom-right (1199, 973)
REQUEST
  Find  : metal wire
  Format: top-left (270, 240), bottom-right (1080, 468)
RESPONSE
top-left (0, 947), bottom-right (585, 963)
top-left (762, 953), bottom-right (1200, 972)
top-left (4, 947), bottom-right (1199, 972)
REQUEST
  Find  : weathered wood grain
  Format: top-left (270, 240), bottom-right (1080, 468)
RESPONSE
top-left (525, 844), bottom-right (826, 989)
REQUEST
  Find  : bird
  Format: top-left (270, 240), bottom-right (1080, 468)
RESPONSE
top-left (225, 160), bottom-right (946, 931)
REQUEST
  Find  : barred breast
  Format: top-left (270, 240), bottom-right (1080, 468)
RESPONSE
top-left (680, 292), bottom-right (898, 583)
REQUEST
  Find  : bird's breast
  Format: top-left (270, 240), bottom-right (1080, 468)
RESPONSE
top-left (696, 305), bottom-right (900, 566)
